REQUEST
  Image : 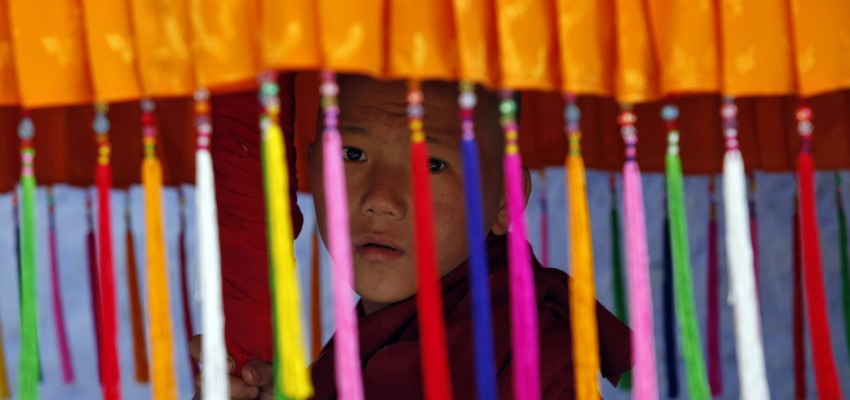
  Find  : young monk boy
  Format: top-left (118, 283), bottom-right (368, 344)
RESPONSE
top-left (193, 75), bottom-right (631, 399)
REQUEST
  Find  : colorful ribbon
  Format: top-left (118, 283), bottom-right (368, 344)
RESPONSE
top-left (795, 104), bottom-right (843, 399)
top-left (500, 91), bottom-right (540, 400)
top-left (720, 98), bottom-right (769, 399)
top-left (17, 115), bottom-right (40, 400)
top-left (259, 73), bottom-right (313, 399)
top-left (662, 103), bottom-right (710, 399)
top-left (608, 174), bottom-right (630, 390)
top-left (194, 88), bottom-right (228, 400)
top-left (141, 99), bottom-right (178, 400)
top-left (47, 188), bottom-right (74, 383)
top-left (124, 202), bottom-right (150, 383)
top-left (836, 173), bottom-right (850, 367)
top-left (706, 179), bottom-right (721, 396)
top-left (459, 81), bottom-right (497, 400)
top-left (564, 96), bottom-right (601, 400)
top-left (792, 197), bottom-right (806, 400)
top-left (619, 106), bottom-right (658, 400)
top-left (320, 71), bottom-right (364, 400)
top-left (177, 189), bottom-right (199, 377)
top-left (408, 81), bottom-right (453, 400)
top-left (94, 102), bottom-right (121, 399)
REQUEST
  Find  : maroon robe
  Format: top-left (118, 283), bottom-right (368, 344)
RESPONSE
top-left (310, 234), bottom-right (632, 399)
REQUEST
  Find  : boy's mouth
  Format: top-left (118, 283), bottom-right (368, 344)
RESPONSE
top-left (355, 235), bottom-right (405, 263)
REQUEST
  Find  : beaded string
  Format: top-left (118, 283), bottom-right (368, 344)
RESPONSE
top-left (85, 191), bottom-right (103, 384)
top-left (258, 71), bottom-right (313, 399)
top-left (193, 87), bottom-right (228, 399)
top-left (499, 90), bottom-right (540, 400)
top-left (662, 102), bottom-right (710, 400)
top-left (408, 80), bottom-right (454, 400)
top-left (705, 178), bottom-right (721, 396)
top-left (563, 94), bottom-right (601, 400)
top-left (608, 174), bottom-right (630, 390)
top-left (794, 103), bottom-right (842, 399)
top-left (47, 187), bottom-right (74, 384)
top-left (93, 102), bottom-right (122, 399)
top-left (177, 189), bottom-right (198, 377)
top-left (791, 196), bottom-right (806, 400)
top-left (124, 196), bottom-right (150, 383)
top-left (140, 98), bottom-right (178, 400)
top-left (319, 71), bottom-right (363, 400)
top-left (458, 81), bottom-right (497, 400)
top-left (719, 97), bottom-right (769, 399)
top-left (836, 173), bottom-right (850, 367)
top-left (17, 113), bottom-right (40, 400)
top-left (618, 106), bottom-right (658, 400)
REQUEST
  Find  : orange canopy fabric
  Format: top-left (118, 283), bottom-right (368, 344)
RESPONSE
top-left (1, 0), bottom-right (850, 192)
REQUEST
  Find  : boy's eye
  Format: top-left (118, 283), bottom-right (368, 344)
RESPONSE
top-left (428, 158), bottom-right (448, 173)
top-left (342, 146), bottom-right (367, 162)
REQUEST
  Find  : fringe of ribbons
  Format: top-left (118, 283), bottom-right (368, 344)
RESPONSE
top-left (458, 81), bottom-right (497, 400)
top-left (194, 87), bottom-right (228, 400)
top-left (720, 98), bottom-right (769, 399)
top-left (407, 81), bottom-right (453, 400)
top-left (619, 107), bottom-right (658, 400)
top-left (47, 188), bottom-right (74, 383)
top-left (564, 97), bottom-right (601, 400)
top-left (795, 102), bottom-right (842, 399)
top-left (259, 73), bottom-right (313, 399)
top-left (141, 99), bottom-right (178, 400)
top-left (94, 103), bottom-right (121, 399)
top-left (663, 102), bottom-right (710, 399)
top-left (319, 71), bottom-right (364, 400)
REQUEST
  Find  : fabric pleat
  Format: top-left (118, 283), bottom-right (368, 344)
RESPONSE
top-left (47, 188), bottom-right (74, 383)
top-left (566, 126), bottom-right (601, 400)
top-left (94, 106), bottom-right (121, 399)
top-left (141, 100), bottom-right (178, 400)
top-left (501, 91), bottom-right (539, 400)
top-left (17, 117), bottom-right (40, 400)
top-left (194, 88), bottom-right (229, 400)
top-left (407, 81), bottom-right (453, 400)
top-left (620, 107), bottom-right (658, 400)
top-left (259, 75), bottom-right (313, 399)
top-left (458, 81), bottom-right (497, 400)
top-left (320, 71), bottom-right (364, 400)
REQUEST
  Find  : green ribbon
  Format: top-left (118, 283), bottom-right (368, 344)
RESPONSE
top-left (666, 154), bottom-right (710, 399)
top-left (18, 176), bottom-right (40, 400)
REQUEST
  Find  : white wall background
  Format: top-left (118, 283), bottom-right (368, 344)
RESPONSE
top-left (0, 169), bottom-right (848, 399)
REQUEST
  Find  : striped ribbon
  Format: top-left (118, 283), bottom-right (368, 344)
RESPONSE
top-left (17, 115), bottom-right (40, 400)
top-left (500, 90), bottom-right (540, 400)
top-left (564, 96), bottom-right (601, 400)
top-left (93, 102), bottom-right (121, 399)
top-left (319, 71), bottom-right (364, 400)
top-left (662, 103), bottom-right (710, 399)
top-left (141, 99), bottom-right (178, 400)
top-left (194, 88), bottom-right (228, 400)
top-left (47, 188), bottom-right (74, 383)
top-left (459, 81), bottom-right (497, 400)
top-left (408, 81), bottom-right (454, 400)
top-left (619, 106), bottom-right (658, 400)
top-left (720, 98), bottom-right (769, 399)
top-left (259, 72), bottom-right (313, 399)
top-left (794, 104), bottom-right (843, 399)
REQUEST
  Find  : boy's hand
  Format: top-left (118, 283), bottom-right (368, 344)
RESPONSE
top-left (189, 335), bottom-right (275, 399)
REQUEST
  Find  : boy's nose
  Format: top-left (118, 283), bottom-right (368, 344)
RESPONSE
top-left (360, 169), bottom-right (408, 219)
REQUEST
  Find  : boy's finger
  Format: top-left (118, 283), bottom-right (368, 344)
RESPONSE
top-left (242, 359), bottom-right (274, 387)
top-left (188, 335), bottom-right (203, 361)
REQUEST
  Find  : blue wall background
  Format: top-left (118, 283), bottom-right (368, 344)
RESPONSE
top-left (0, 169), bottom-right (849, 398)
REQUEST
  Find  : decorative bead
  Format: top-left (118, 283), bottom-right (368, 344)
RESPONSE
top-left (661, 104), bottom-right (679, 122)
top-left (565, 103), bottom-right (581, 124)
top-left (261, 82), bottom-right (279, 97)
top-left (407, 89), bottom-right (423, 104)
top-left (194, 88), bottom-right (210, 102)
top-left (459, 91), bottom-right (477, 109)
top-left (93, 114), bottom-right (110, 134)
top-left (724, 127), bottom-right (738, 139)
top-left (499, 99), bottom-right (517, 116)
top-left (620, 124), bottom-right (637, 138)
top-left (141, 99), bottom-right (155, 113)
top-left (795, 106), bottom-right (812, 122)
top-left (798, 121), bottom-right (813, 136)
top-left (18, 117), bottom-right (35, 140)
top-left (721, 102), bottom-right (737, 120)
top-left (407, 103), bottom-right (424, 118)
top-left (618, 110), bottom-right (636, 126)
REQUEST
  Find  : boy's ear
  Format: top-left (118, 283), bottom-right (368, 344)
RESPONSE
top-left (490, 166), bottom-right (533, 236)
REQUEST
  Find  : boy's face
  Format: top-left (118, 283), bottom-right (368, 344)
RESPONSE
top-left (309, 75), bottom-right (510, 312)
